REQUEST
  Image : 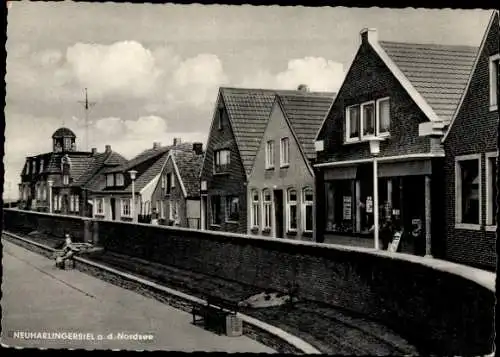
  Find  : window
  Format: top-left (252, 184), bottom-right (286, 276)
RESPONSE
top-left (166, 173), bottom-right (172, 194)
top-left (53, 194), bottom-right (59, 211)
top-left (74, 195), bottom-right (79, 213)
top-left (217, 107), bottom-right (223, 130)
top-left (160, 201), bottom-right (165, 219)
top-left (490, 54), bottom-right (499, 110)
top-left (169, 199), bottom-right (174, 220)
top-left (70, 195), bottom-right (75, 212)
top-left (265, 141), bottom-right (275, 169)
top-left (121, 199), bottom-right (131, 217)
top-left (280, 137), bottom-right (290, 167)
top-left (64, 138), bottom-right (72, 150)
top-left (40, 159), bottom-right (44, 173)
top-left (161, 174), bottom-right (165, 189)
top-left (377, 98), bottom-right (390, 135)
top-left (171, 172), bottom-right (175, 188)
top-left (251, 189), bottom-right (260, 227)
top-left (263, 189), bottom-right (272, 229)
top-left (211, 196), bottom-right (222, 225)
top-left (286, 188), bottom-right (298, 231)
top-left (58, 195), bottom-right (62, 211)
top-left (361, 101), bottom-right (375, 137)
top-left (346, 98), bottom-right (391, 142)
top-left (302, 187), bottom-right (314, 232)
top-left (95, 198), bottom-right (104, 215)
top-left (116, 173), bottom-right (124, 186)
top-left (106, 174), bottom-right (114, 187)
top-left (226, 196), bottom-right (240, 222)
top-left (346, 105), bottom-right (360, 142)
top-left (455, 156), bottom-right (481, 226)
top-left (214, 150), bottom-right (230, 173)
top-left (486, 152), bottom-right (497, 228)
top-left (63, 175), bottom-right (69, 185)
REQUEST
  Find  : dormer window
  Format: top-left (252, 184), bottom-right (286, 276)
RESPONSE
top-left (64, 137), bottom-right (72, 151)
top-left (63, 175), bottom-right (69, 185)
top-left (106, 174), bottom-right (114, 187)
top-left (116, 173), bottom-right (124, 186)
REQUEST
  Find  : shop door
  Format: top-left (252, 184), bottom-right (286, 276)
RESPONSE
top-left (402, 176), bottom-right (425, 255)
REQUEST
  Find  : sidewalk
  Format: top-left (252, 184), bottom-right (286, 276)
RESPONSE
top-left (1, 239), bottom-right (276, 353)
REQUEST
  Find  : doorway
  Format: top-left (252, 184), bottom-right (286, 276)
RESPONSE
top-left (110, 198), bottom-right (116, 220)
top-left (274, 189), bottom-right (284, 238)
top-left (201, 195), bottom-right (208, 230)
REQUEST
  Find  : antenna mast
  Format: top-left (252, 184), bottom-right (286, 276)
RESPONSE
top-left (78, 88), bottom-right (96, 151)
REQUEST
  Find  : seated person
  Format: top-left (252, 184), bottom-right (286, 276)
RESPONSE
top-left (55, 234), bottom-right (78, 268)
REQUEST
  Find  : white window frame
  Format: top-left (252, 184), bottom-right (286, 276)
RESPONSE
top-left (280, 137), bottom-right (290, 168)
top-left (169, 199), bottom-right (174, 220)
top-left (70, 195), bottom-right (75, 212)
top-left (286, 188), bottom-right (298, 232)
top-left (40, 159), bottom-right (44, 173)
top-left (116, 173), bottom-right (124, 186)
top-left (262, 189), bottom-right (272, 230)
top-left (161, 174), bottom-right (165, 189)
top-left (121, 198), bottom-right (131, 217)
top-left (485, 151), bottom-right (497, 231)
top-left (106, 174), bottom-right (114, 187)
top-left (455, 154), bottom-right (482, 230)
top-left (171, 172), bottom-right (176, 188)
top-left (214, 150), bottom-right (230, 173)
top-left (63, 175), bottom-right (69, 185)
top-left (265, 140), bottom-right (275, 169)
top-left (251, 189), bottom-right (260, 228)
top-left (360, 100), bottom-right (376, 140)
top-left (345, 104), bottom-right (361, 143)
top-left (376, 97), bottom-right (391, 136)
top-left (302, 187), bottom-right (314, 233)
top-left (74, 195), bottom-right (79, 213)
top-left (489, 54), bottom-right (499, 111)
top-left (58, 195), bottom-right (62, 211)
top-left (160, 200), bottom-right (165, 219)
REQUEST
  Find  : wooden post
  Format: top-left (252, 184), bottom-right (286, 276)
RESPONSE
top-left (425, 175), bottom-right (432, 257)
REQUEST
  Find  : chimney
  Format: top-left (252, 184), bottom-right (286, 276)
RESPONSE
top-left (153, 142), bottom-right (161, 150)
top-left (105, 145), bottom-right (111, 153)
top-left (360, 28), bottom-right (378, 44)
top-left (297, 84), bottom-right (309, 92)
top-left (193, 142), bottom-right (203, 155)
top-left (173, 138), bottom-right (182, 146)
top-left (91, 148), bottom-right (97, 156)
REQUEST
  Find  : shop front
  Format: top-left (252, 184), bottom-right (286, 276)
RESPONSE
top-left (321, 159), bottom-right (438, 256)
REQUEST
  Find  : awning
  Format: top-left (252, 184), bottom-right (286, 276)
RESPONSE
top-left (377, 160), bottom-right (432, 177)
top-left (324, 166), bottom-right (358, 180)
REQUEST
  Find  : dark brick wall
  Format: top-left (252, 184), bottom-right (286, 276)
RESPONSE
top-left (443, 14), bottom-right (499, 270)
top-left (200, 95), bottom-right (248, 233)
top-left (316, 40), bottom-right (432, 163)
top-left (3, 208), bottom-right (495, 355)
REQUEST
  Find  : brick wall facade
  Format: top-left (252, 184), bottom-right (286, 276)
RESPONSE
top-left (443, 14), bottom-right (498, 271)
top-left (200, 96), bottom-right (248, 233)
top-left (3, 208), bottom-right (495, 356)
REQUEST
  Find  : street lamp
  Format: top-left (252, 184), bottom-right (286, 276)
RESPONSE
top-left (368, 137), bottom-right (385, 250)
top-left (128, 170), bottom-right (137, 222)
top-left (47, 180), bottom-right (54, 213)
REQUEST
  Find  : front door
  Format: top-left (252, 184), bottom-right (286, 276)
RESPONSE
top-left (110, 198), bottom-right (116, 220)
top-left (274, 190), bottom-right (284, 238)
top-left (402, 176), bottom-right (425, 255)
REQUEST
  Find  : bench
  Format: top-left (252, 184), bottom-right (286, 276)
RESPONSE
top-left (192, 296), bottom-right (239, 335)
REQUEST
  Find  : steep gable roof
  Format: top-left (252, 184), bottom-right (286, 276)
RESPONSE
top-left (171, 149), bottom-right (204, 198)
top-left (72, 151), bottom-right (127, 187)
top-left (220, 86), bottom-right (330, 176)
top-left (442, 10), bottom-right (499, 143)
top-left (379, 41), bottom-right (478, 124)
top-left (277, 93), bottom-right (335, 160)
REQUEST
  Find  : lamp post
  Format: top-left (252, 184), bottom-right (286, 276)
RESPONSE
top-left (47, 180), bottom-right (53, 213)
top-left (128, 170), bottom-right (137, 222)
top-left (368, 137), bottom-right (384, 250)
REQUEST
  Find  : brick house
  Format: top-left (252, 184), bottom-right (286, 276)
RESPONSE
top-left (314, 28), bottom-right (477, 257)
top-left (200, 86), bottom-right (315, 233)
top-left (247, 90), bottom-right (334, 241)
top-left (18, 127), bottom-right (126, 217)
top-left (87, 139), bottom-right (192, 223)
top-left (441, 11), bottom-right (499, 271)
top-left (150, 143), bottom-right (204, 229)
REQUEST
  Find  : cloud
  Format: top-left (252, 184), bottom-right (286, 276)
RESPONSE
top-left (241, 57), bottom-right (345, 92)
top-left (66, 41), bottom-right (160, 99)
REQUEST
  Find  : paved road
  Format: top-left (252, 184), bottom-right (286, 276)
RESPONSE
top-left (1, 239), bottom-right (275, 352)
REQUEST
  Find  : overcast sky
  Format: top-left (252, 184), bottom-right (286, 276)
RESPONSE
top-left (4, 2), bottom-right (493, 199)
